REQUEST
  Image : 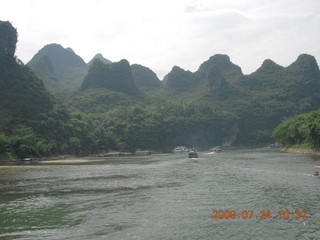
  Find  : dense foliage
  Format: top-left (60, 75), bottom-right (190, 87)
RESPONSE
top-left (0, 103), bottom-right (238, 159)
top-left (100, 104), bottom-right (237, 152)
top-left (0, 22), bottom-right (83, 159)
top-left (272, 110), bottom-right (320, 149)
top-left (0, 53), bottom-right (71, 158)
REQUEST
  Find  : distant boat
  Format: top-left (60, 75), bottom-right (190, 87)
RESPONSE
top-left (105, 152), bottom-right (120, 157)
top-left (173, 146), bottom-right (188, 153)
top-left (135, 150), bottom-right (152, 155)
top-left (313, 166), bottom-right (320, 177)
top-left (266, 143), bottom-right (283, 148)
top-left (188, 149), bottom-right (199, 158)
top-left (211, 146), bottom-right (222, 153)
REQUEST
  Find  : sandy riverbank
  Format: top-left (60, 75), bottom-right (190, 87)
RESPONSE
top-left (0, 157), bottom-right (95, 168)
top-left (40, 158), bottom-right (93, 164)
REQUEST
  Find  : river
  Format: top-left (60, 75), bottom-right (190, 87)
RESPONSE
top-left (0, 148), bottom-right (319, 240)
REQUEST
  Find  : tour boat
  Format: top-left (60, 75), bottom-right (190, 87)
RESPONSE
top-left (173, 146), bottom-right (188, 153)
top-left (188, 149), bottom-right (198, 158)
top-left (313, 166), bottom-right (320, 177)
top-left (211, 146), bottom-right (222, 153)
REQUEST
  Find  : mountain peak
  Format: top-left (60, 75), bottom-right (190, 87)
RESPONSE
top-left (66, 47), bottom-right (75, 54)
top-left (296, 53), bottom-right (318, 63)
top-left (44, 43), bottom-right (63, 50)
top-left (0, 21), bottom-right (17, 57)
top-left (254, 59), bottom-right (284, 75)
top-left (287, 53), bottom-right (320, 77)
top-left (164, 65), bottom-right (197, 91)
top-left (81, 59), bottom-right (140, 95)
top-left (131, 64), bottom-right (162, 91)
top-left (209, 54), bottom-right (231, 63)
top-left (88, 53), bottom-right (112, 65)
top-left (289, 54), bottom-right (319, 70)
top-left (29, 43), bottom-right (86, 67)
top-left (27, 43), bottom-right (87, 92)
top-left (117, 59), bottom-right (130, 66)
top-left (198, 54), bottom-right (243, 80)
top-left (171, 65), bottom-right (187, 73)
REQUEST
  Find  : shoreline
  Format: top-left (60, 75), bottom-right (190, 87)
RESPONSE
top-left (0, 157), bottom-right (107, 169)
top-left (280, 148), bottom-right (320, 156)
top-left (40, 158), bottom-right (93, 164)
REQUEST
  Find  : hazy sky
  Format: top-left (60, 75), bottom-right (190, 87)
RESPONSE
top-left (2, 0), bottom-right (320, 79)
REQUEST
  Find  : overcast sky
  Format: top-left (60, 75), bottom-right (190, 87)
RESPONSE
top-left (2, 0), bottom-right (320, 79)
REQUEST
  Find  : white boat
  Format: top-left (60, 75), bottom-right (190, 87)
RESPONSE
top-left (135, 150), bottom-right (152, 155)
top-left (173, 146), bottom-right (188, 153)
top-left (211, 146), bottom-right (222, 153)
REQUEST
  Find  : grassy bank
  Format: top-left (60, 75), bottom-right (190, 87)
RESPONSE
top-left (280, 147), bottom-right (320, 155)
top-left (0, 153), bottom-right (17, 161)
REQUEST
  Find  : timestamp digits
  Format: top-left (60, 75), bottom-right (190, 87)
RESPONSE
top-left (212, 210), bottom-right (308, 220)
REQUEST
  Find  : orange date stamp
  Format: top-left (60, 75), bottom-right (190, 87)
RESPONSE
top-left (212, 210), bottom-right (308, 220)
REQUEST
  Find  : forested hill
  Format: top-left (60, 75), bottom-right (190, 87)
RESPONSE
top-left (0, 21), bottom-right (54, 128)
top-left (81, 59), bottom-right (140, 94)
top-left (27, 43), bottom-right (87, 93)
top-left (57, 50), bottom-right (320, 147)
top-left (131, 64), bottom-right (163, 92)
top-left (27, 44), bottom-right (162, 96)
top-left (66, 59), bottom-right (148, 113)
top-left (24, 36), bottom-right (320, 148)
top-left (0, 21), bottom-right (70, 158)
top-left (2, 20), bottom-right (320, 159)
top-left (234, 54), bottom-right (320, 144)
top-left (1, 21), bottom-right (114, 159)
top-left (162, 54), bottom-right (243, 99)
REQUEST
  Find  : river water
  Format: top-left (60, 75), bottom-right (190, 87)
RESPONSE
top-left (0, 148), bottom-right (320, 240)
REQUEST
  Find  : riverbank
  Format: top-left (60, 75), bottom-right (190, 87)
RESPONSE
top-left (280, 147), bottom-right (320, 156)
top-left (40, 158), bottom-right (93, 164)
top-left (0, 157), bottom-right (95, 168)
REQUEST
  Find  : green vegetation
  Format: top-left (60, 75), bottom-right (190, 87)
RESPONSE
top-left (81, 59), bottom-right (140, 95)
top-left (272, 110), bottom-right (320, 150)
top-left (131, 64), bottom-right (163, 92)
top-left (99, 104), bottom-right (237, 152)
top-left (1, 20), bottom-right (320, 159)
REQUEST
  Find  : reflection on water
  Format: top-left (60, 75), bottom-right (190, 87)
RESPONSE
top-left (0, 149), bottom-right (320, 239)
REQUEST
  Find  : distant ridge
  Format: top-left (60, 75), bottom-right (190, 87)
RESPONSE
top-left (131, 64), bottom-right (163, 92)
top-left (27, 44), bottom-right (162, 95)
top-left (25, 40), bottom-right (320, 146)
top-left (27, 43), bottom-right (87, 93)
top-left (81, 58), bottom-right (140, 95)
